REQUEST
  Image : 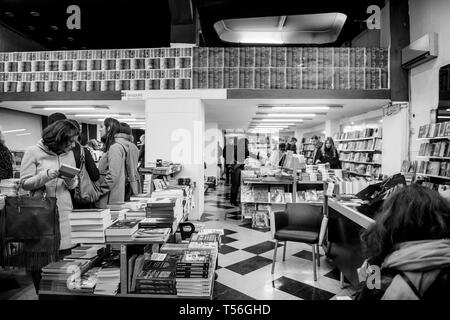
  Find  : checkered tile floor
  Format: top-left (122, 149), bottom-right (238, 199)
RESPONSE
top-left (205, 184), bottom-right (355, 300)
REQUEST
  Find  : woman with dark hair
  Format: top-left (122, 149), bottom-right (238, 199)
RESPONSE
top-left (357, 185), bottom-right (450, 300)
top-left (315, 137), bottom-right (341, 169)
top-left (20, 120), bottom-right (79, 293)
top-left (95, 118), bottom-right (127, 208)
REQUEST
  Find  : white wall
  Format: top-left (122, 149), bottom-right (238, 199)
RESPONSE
top-left (0, 108), bottom-right (42, 151)
top-left (204, 122), bottom-right (219, 179)
top-left (409, 0), bottom-right (450, 160)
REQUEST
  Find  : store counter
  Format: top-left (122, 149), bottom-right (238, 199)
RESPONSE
top-left (326, 199), bottom-right (376, 288)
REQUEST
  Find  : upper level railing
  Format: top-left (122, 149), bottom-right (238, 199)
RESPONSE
top-left (0, 47), bottom-right (389, 93)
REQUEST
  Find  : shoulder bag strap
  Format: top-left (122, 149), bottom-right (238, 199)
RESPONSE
top-left (399, 272), bottom-right (422, 299)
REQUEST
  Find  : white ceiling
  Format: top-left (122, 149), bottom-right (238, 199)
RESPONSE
top-left (0, 100), bottom-right (146, 126)
top-left (0, 97), bottom-right (390, 132)
top-left (203, 98), bottom-right (390, 130)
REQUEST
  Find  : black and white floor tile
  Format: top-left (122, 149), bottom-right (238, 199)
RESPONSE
top-left (206, 184), bottom-right (355, 300)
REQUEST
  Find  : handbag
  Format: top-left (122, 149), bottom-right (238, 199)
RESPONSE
top-left (1, 193), bottom-right (59, 241)
top-left (74, 147), bottom-right (102, 204)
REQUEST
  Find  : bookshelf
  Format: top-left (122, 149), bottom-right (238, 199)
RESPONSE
top-left (335, 128), bottom-right (383, 178)
top-left (240, 177), bottom-right (326, 222)
top-left (415, 121), bottom-right (450, 182)
top-left (1, 46), bottom-right (390, 93)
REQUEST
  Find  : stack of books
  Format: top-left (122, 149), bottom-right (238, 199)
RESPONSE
top-left (132, 227), bottom-right (171, 242)
top-left (67, 267), bottom-right (101, 294)
top-left (160, 243), bottom-right (190, 255)
top-left (64, 245), bottom-right (106, 261)
top-left (135, 255), bottom-right (179, 295)
top-left (105, 219), bottom-right (140, 242)
top-left (94, 252), bottom-right (121, 296)
top-left (69, 209), bottom-right (112, 244)
top-left (176, 250), bottom-right (214, 297)
top-left (145, 196), bottom-right (181, 231)
top-left (40, 260), bottom-right (86, 293)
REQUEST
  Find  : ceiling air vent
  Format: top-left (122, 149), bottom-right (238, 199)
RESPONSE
top-left (402, 33), bottom-right (438, 70)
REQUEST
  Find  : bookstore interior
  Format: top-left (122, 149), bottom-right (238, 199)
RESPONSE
top-left (0, 0), bottom-right (450, 303)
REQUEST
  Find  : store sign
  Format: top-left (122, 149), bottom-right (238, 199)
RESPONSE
top-left (66, 5), bottom-right (81, 30)
top-left (367, 5), bottom-right (381, 30)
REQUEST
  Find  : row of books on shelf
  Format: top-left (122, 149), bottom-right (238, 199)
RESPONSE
top-left (0, 79), bottom-right (192, 92)
top-left (342, 163), bottom-right (382, 177)
top-left (422, 182), bottom-right (450, 198)
top-left (1, 69), bottom-right (192, 82)
top-left (328, 176), bottom-right (378, 196)
top-left (0, 58), bottom-right (191, 73)
top-left (418, 142), bottom-right (450, 158)
top-left (335, 128), bottom-right (382, 141)
top-left (192, 67), bottom-right (388, 90)
top-left (417, 161), bottom-right (450, 177)
top-left (193, 47), bottom-right (389, 69)
top-left (302, 144), bottom-right (316, 152)
top-left (339, 152), bottom-right (382, 164)
top-left (241, 185), bottom-right (323, 204)
top-left (418, 122), bottom-right (450, 139)
top-left (0, 48), bottom-right (193, 61)
top-left (338, 139), bottom-right (382, 152)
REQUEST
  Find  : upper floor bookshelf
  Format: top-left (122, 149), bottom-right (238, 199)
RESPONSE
top-left (0, 47), bottom-right (389, 94)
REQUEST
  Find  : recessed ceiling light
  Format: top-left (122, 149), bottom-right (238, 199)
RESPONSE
top-left (50, 25), bottom-right (58, 31)
top-left (76, 114), bottom-right (122, 118)
top-left (4, 12), bottom-right (14, 18)
top-left (81, 46), bottom-right (87, 50)
top-left (17, 133), bottom-right (32, 136)
top-left (266, 114), bottom-right (316, 117)
top-left (61, 46), bottom-right (67, 50)
top-left (30, 11), bottom-right (40, 17)
top-left (27, 25), bottom-right (35, 31)
top-left (3, 129), bottom-right (26, 134)
top-left (259, 119), bottom-right (304, 122)
top-left (45, 37), bottom-right (53, 42)
top-left (67, 37), bottom-right (75, 42)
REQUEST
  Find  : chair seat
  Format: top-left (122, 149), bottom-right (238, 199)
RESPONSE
top-left (275, 225), bottom-right (319, 243)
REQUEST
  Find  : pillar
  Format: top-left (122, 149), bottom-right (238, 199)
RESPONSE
top-left (205, 122), bottom-right (220, 180)
top-left (145, 98), bottom-right (205, 220)
top-left (325, 120), bottom-right (340, 139)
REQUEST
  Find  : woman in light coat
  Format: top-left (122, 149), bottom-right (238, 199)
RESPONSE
top-left (20, 120), bottom-right (79, 292)
top-left (96, 118), bottom-right (127, 208)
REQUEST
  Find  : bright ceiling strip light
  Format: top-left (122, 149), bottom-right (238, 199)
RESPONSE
top-left (438, 116), bottom-right (450, 119)
top-left (16, 133), bottom-right (31, 136)
top-left (3, 129), bottom-right (26, 134)
top-left (259, 119), bottom-right (304, 122)
top-left (270, 106), bottom-right (331, 111)
top-left (76, 114), bottom-right (122, 118)
top-left (43, 107), bottom-right (96, 111)
top-left (265, 114), bottom-right (316, 117)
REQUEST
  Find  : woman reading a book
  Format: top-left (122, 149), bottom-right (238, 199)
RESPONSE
top-left (95, 118), bottom-right (127, 208)
top-left (20, 120), bottom-right (80, 293)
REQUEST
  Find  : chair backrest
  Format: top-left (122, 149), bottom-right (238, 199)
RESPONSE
top-left (286, 203), bottom-right (323, 230)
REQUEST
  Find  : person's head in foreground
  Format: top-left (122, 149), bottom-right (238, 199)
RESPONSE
top-left (42, 120), bottom-right (79, 155)
top-left (357, 184), bottom-right (450, 300)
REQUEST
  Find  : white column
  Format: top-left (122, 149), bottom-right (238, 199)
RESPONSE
top-left (325, 119), bottom-right (340, 139)
top-left (204, 122), bottom-right (220, 180)
top-left (382, 104), bottom-right (409, 176)
top-left (145, 98), bottom-right (205, 220)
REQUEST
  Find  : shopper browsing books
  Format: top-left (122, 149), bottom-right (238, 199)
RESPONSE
top-left (95, 118), bottom-right (127, 208)
top-left (114, 122), bottom-right (141, 200)
top-left (314, 137), bottom-right (341, 169)
top-left (311, 136), bottom-right (324, 165)
top-left (20, 120), bottom-right (80, 293)
top-left (356, 185), bottom-right (450, 300)
top-left (0, 129), bottom-right (13, 180)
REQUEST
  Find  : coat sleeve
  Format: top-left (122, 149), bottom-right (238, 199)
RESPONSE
top-left (99, 144), bottom-right (124, 192)
top-left (83, 147), bottom-right (100, 182)
top-left (20, 148), bottom-right (52, 191)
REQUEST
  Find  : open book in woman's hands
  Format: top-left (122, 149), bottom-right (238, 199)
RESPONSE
top-left (58, 164), bottom-right (80, 178)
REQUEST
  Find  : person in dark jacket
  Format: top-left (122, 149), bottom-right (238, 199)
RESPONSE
top-left (286, 137), bottom-right (298, 154)
top-left (315, 137), bottom-right (341, 169)
top-left (311, 136), bottom-right (323, 165)
top-left (356, 185), bottom-right (450, 300)
top-left (0, 129), bottom-right (13, 180)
